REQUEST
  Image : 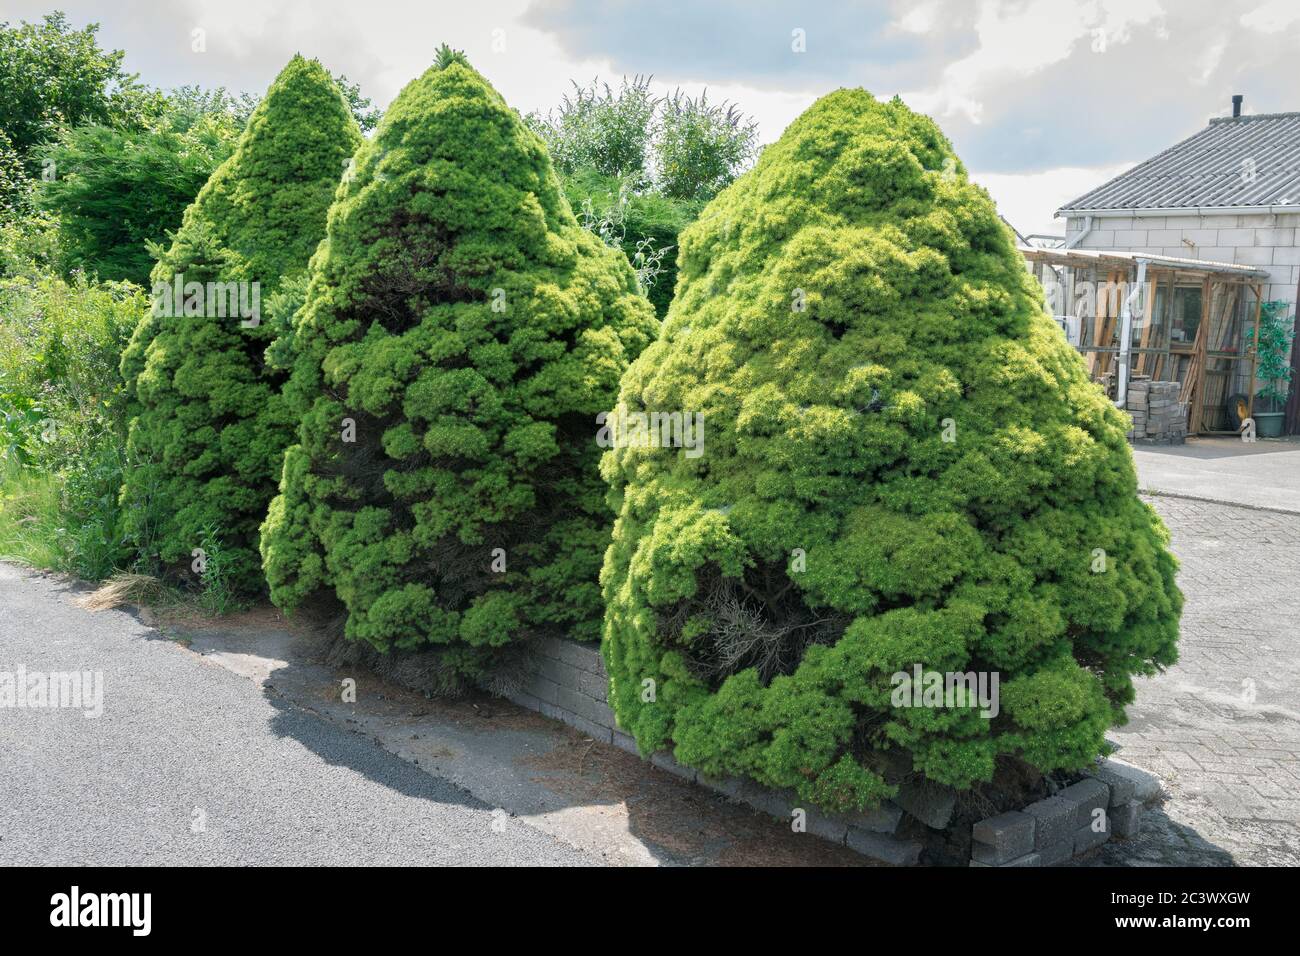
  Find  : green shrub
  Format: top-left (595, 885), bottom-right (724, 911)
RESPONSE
top-left (0, 128), bottom-right (28, 216)
top-left (0, 12), bottom-right (159, 172)
top-left (599, 90), bottom-right (1183, 813)
top-left (260, 51), bottom-right (656, 680)
top-left (33, 112), bottom-right (239, 285)
top-left (0, 273), bottom-right (144, 578)
top-left (118, 55), bottom-right (362, 589)
top-left (527, 76), bottom-right (657, 179)
top-left (561, 167), bottom-right (700, 319)
top-left (194, 521), bottom-right (243, 615)
top-left (528, 77), bottom-right (758, 203)
top-left (654, 90), bottom-right (758, 202)
top-left (1254, 300), bottom-right (1294, 412)
top-left (0, 273), bottom-right (141, 457)
top-left (0, 205), bottom-right (61, 280)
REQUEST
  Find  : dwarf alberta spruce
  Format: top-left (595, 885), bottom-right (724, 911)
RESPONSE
top-left (259, 53), bottom-right (657, 676)
top-left (119, 56), bottom-right (362, 588)
top-left (599, 90), bottom-right (1183, 812)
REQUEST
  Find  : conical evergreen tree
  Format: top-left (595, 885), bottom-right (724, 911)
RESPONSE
top-left (119, 56), bottom-right (362, 589)
top-left (260, 51), bottom-right (656, 677)
top-left (599, 90), bottom-right (1183, 812)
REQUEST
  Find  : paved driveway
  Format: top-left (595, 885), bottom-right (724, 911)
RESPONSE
top-left (1095, 494), bottom-right (1300, 865)
top-left (1133, 436), bottom-right (1300, 512)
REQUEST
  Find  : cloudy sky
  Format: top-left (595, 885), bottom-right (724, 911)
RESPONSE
top-left (8, 0), bottom-right (1300, 234)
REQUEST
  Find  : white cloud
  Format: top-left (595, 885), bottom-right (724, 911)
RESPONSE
top-left (974, 162), bottom-right (1133, 238)
top-left (1196, 38), bottom-right (1227, 83)
top-left (1241, 0), bottom-right (1300, 32)
top-left (913, 0), bottom-right (1165, 123)
top-left (4, 0), bottom-right (1289, 237)
top-left (895, 2), bottom-right (941, 35)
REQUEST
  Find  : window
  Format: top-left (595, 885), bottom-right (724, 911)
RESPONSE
top-left (1169, 285), bottom-right (1202, 344)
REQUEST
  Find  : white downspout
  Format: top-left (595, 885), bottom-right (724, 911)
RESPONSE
top-left (1064, 214), bottom-right (1093, 249)
top-left (1116, 258), bottom-right (1147, 409)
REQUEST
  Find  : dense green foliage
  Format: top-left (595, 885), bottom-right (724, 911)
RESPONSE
top-left (530, 77), bottom-right (756, 317)
top-left (118, 56), bottom-right (362, 589)
top-left (561, 168), bottom-right (700, 318)
top-left (1255, 300), bottom-right (1295, 410)
top-left (33, 112), bottom-right (239, 285)
top-left (529, 76), bottom-right (758, 199)
top-left (0, 274), bottom-right (145, 578)
top-left (599, 90), bottom-right (1183, 812)
top-left (2, 15), bottom-right (380, 289)
top-left (0, 12), bottom-right (159, 172)
top-left (654, 90), bottom-right (758, 201)
top-left (260, 55), bottom-right (656, 678)
top-left (27, 76), bottom-right (376, 289)
top-left (0, 128), bottom-right (26, 214)
top-left (529, 76), bottom-right (657, 179)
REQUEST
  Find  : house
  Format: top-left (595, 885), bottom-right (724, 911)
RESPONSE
top-left (1043, 96), bottom-right (1300, 435)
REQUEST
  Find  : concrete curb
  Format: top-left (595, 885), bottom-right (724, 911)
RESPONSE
top-left (1139, 487), bottom-right (1300, 517)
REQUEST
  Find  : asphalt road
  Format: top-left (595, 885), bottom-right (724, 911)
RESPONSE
top-left (0, 563), bottom-right (597, 866)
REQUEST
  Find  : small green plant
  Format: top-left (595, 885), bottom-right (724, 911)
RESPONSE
top-left (577, 182), bottom-right (673, 295)
top-left (0, 273), bottom-right (141, 580)
top-left (0, 390), bottom-right (45, 465)
top-left (195, 523), bottom-right (242, 615)
top-left (1255, 300), bottom-right (1295, 412)
top-left (56, 435), bottom-right (130, 580)
top-left (528, 75), bottom-right (657, 178)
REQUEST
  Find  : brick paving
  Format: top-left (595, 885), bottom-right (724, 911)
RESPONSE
top-left (1091, 495), bottom-right (1300, 866)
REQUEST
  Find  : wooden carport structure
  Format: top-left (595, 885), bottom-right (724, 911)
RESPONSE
top-left (1020, 246), bottom-right (1268, 435)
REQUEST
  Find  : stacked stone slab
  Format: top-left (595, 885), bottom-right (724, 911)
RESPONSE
top-left (1127, 377), bottom-right (1149, 437)
top-left (1127, 378), bottom-right (1187, 442)
top-left (969, 758), bottom-right (1162, 866)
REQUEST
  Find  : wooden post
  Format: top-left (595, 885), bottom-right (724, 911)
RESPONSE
top-left (1248, 282), bottom-right (1263, 423)
top-left (1186, 277), bottom-right (1213, 434)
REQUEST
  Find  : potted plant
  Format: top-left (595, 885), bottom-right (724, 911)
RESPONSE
top-left (1254, 300), bottom-right (1294, 438)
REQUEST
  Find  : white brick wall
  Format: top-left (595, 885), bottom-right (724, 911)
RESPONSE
top-left (1068, 211), bottom-right (1300, 312)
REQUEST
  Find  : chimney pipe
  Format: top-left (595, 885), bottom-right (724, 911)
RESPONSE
top-left (1233, 94), bottom-right (1243, 118)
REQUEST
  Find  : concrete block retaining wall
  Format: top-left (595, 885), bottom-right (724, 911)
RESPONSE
top-left (506, 636), bottom-right (1160, 866)
top-left (969, 759), bottom-right (1162, 867)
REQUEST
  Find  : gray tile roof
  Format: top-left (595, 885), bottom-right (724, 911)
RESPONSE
top-left (1058, 112), bottom-right (1300, 214)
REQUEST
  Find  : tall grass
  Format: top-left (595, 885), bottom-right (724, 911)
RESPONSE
top-left (0, 462), bottom-right (65, 570)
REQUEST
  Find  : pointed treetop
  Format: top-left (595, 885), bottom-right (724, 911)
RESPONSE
top-left (433, 43), bottom-right (470, 70)
top-left (158, 53), bottom-right (363, 290)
